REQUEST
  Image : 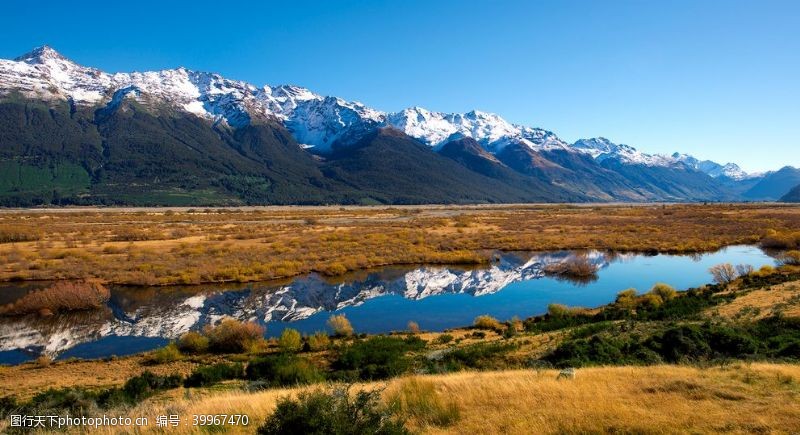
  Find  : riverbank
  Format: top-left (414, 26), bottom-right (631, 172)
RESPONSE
top-left (2, 203), bottom-right (799, 285)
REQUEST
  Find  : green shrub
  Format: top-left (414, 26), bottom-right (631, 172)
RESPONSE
top-left (205, 319), bottom-right (264, 353)
top-left (146, 343), bottom-right (182, 364)
top-left (258, 387), bottom-right (408, 435)
top-left (184, 363), bottom-right (245, 388)
top-left (177, 331), bottom-right (209, 354)
top-left (650, 283), bottom-right (677, 301)
top-left (278, 328), bottom-right (302, 353)
top-left (119, 371), bottom-right (183, 402)
top-left (18, 371), bottom-right (184, 416)
top-left (429, 342), bottom-right (517, 372)
top-left (246, 354), bottom-right (324, 387)
top-left (435, 334), bottom-right (454, 345)
top-left (332, 336), bottom-right (426, 381)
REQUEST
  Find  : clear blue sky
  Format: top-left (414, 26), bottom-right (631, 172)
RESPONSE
top-left (2, 0), bottom-right (798, 172)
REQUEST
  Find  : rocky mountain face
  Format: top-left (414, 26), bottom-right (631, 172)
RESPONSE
top-left (0, 46), bottom-right (780, 205)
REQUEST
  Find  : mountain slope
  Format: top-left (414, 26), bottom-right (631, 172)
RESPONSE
top-left (319, 128), bottom-right (576, 204)
top-left (779, 184), bottom-right (800, 202)
top-left (743, 167), bottom-right (800, 201)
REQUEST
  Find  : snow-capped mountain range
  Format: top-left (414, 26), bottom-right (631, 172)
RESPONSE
top-left (0, 46), bottom-right (753, 178)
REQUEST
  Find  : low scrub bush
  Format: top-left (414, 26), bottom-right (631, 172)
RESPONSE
top-left (332, 336), bottom-right (426, 381)
top-left (246, 354), bottom-right (324, 387)
top-left (543, 255), bottom-right (598, 278)
top-left (184, 363), bottom-right (245, 388)
top-left (0, 280), bottom-right (109, 316)
top-left (428, 342), bottom-right (517, 372)
top-left (11, 371), bottom-right (183, 415)
top-left (710, 263), bottom-right (738, 284)
top-left (278, 328), bottom-right (302, 352)
top-left (544, 316), bottom-right (800, 367)
top-left (327, 314), bottom-right (354, 337)
top-left (258, 387), bottom-right (408, 435)
top-left (473, 315), bottom-right (502, 331)
top-left (435, 334), bottom-right (454, 345)
top-left (305, 331), bottom-right (331, 351)
top-left (177, 331), bottom-right (209, 354)
top-left (146, 343), bottom-right (182, 364)
top-left (205, 318), bottom-right (264, 353)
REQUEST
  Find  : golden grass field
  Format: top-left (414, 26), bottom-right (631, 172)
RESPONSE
top-left (57, 363), bottom-right (800, 435)
top-left (1, 203), bottom-right (799, 285)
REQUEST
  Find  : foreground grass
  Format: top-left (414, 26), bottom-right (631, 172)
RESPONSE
top-left (68, 363), bottom-right (799, 434)
top-left (1, 204), bottom-right (799, 285)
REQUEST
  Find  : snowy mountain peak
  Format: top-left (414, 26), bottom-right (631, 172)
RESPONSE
top-left (672, 153), bottom-right (753, 180)
top-left (14, 45), bottom-right (71, 64)
top-left (572, 137), bottom-right (675, 166)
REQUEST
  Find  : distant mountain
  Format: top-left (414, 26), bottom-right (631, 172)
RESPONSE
top-left (780, 184), bottom-right (800, 202)
top-left (743, 167), bottom-right (800, 201)
top-left (671, 153), bottom-right (754, 181)
top-left (0, 46), bottom-right (777, 205)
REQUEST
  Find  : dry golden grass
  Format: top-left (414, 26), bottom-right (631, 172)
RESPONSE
top-left (0, 354), bottom-right (205, 400)
top-left (1, 204), bottom-right (799, 285)
top-left (712, 281), bottom-right (800, 320)
top-left (39, 363), bottom-right (798, 434)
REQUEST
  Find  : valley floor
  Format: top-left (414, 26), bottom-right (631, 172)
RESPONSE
top-left (1, 203), bottom-right (799, 285)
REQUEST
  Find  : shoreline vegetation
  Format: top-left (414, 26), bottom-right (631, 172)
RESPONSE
top-left (1, 203), bottom-right (799, 286)
top-left (1, 262), bottom-right (799, 433)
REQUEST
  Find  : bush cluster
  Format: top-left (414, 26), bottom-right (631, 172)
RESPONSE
top-left (258, 387), bottom-right (408, 435)
top-left (184, 363), bottom-right (245, 388)
top-left (545, 316), bottom-right (800, 367)
top-left (332, 336), bottom-right (426, 381)
top-left (246, 354), bottom-right (324, 387)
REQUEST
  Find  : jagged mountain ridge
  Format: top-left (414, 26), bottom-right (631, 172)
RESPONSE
top-left (0, 46), bottom-right (773, 204)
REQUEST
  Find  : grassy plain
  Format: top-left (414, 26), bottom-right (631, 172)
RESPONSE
top-left (1, 203), bottom-right (799, 285)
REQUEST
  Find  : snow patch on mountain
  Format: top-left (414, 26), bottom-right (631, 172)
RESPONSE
top-left (385, 107), bottom-right (568, 152)
top-left (572, 137), bottom-right (677, 167)
top-left (672, 153), bottom-right (754, 180)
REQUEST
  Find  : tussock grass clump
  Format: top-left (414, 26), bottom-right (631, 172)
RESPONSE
top-left (205, 318), bottom-right (265, 353)
top-left (0, 280), bottom-right (109, 316)
top-left (0, 226), bottom-right (41, 243)
top-left (386, 377), bottom-right (460, 428)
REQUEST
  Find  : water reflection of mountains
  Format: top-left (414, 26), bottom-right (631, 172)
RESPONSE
top-left (0, 251), bottom-right (616, 357)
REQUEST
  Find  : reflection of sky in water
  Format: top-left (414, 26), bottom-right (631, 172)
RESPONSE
top-left (267, 246), bottom-right (775, 336)
top-left (0, 246), bottom-right (777, 364)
